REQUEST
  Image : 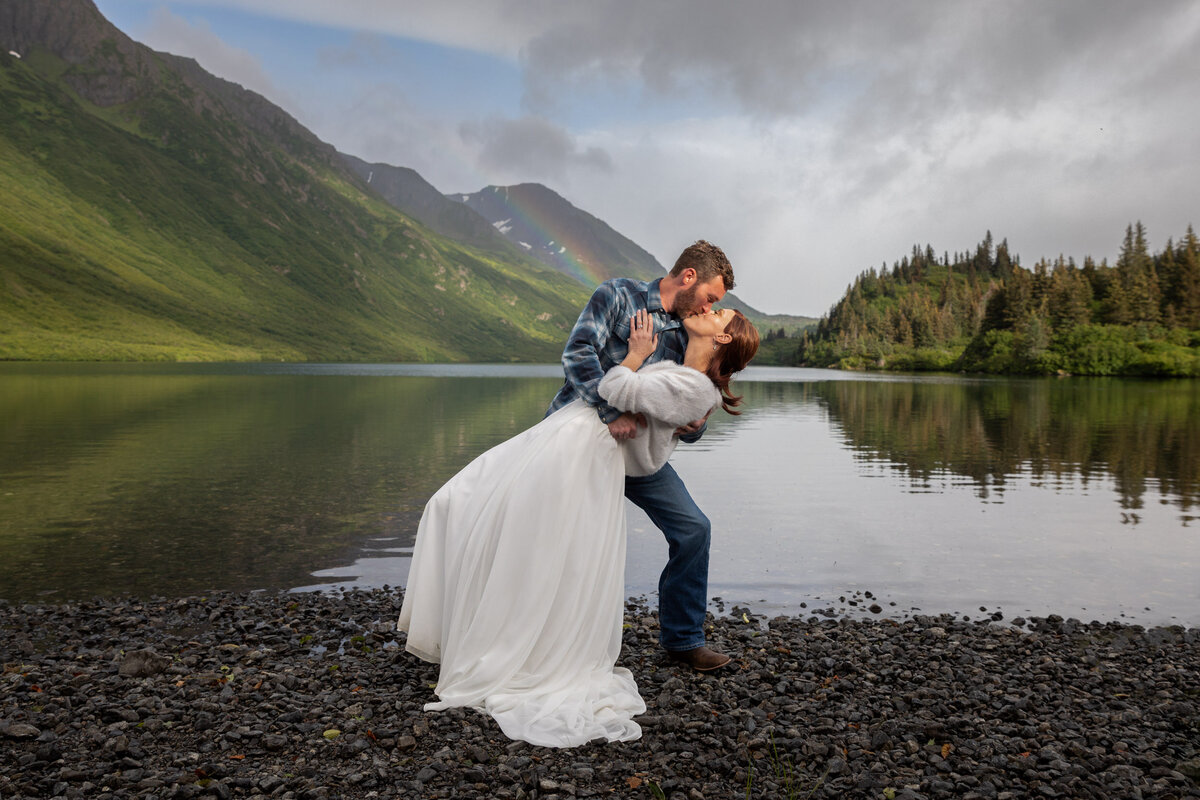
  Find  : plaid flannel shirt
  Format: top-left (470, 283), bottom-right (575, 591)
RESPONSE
top-left (548, 277), bottom-right (705, 441)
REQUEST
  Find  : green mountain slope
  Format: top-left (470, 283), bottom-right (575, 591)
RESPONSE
top-left (0, 2), bottom-right (587, 362)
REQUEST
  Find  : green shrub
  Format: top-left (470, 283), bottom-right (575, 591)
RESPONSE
top-left (887, 347), bottom-right (960, 372)
top-left (958, 329), bottom-right (1017, 373)
top-left (1048, 325), bottom-right (1138, 375)
top-left (1127, 340), bottom-right (1200, 377)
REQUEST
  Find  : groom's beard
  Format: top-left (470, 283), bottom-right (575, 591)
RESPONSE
top-left (673, 284), bottom-right (700, 317)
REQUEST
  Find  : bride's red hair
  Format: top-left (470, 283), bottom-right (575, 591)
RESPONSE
top-left (705, 311), bottom-right (759, 414)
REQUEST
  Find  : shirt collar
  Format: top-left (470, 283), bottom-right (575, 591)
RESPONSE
top-left (646, 278), bottom-right (684, 331)
top-left (646, 278), bottom-right (667, 314)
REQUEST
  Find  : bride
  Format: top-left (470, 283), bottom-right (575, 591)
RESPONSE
top-left (398, 306), bottom-right (759, 747)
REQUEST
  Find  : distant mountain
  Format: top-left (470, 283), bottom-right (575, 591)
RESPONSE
top-left (339, 154), bottom-right (513, 254)
top-left (448, 183), bottom-right (814, 335)
top-left (452, 184), bottom-right (665, 286)
top-left (0, 0), bottom-right (587, 362)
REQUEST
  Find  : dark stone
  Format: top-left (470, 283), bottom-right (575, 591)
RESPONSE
top-left (118, 650), bottom-right (171, 678)
top-left (1, 722), bottom-right (40, 739)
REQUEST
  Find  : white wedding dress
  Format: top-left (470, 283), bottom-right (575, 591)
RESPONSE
top-left (398, 363), bottom-right (719, 748)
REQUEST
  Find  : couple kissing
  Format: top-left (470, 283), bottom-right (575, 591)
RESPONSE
top-left (399, 240), bottom-right (760, 747)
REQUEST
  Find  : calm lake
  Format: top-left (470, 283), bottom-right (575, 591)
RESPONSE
top-left (1, 363), bottom-right (1198, 627)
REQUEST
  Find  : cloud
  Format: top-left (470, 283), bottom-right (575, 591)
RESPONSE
top-left (137, 0), bottom-right (564, 58)
top-left (108, 0), bottom-right (1200, 314)
top-left (519, 2), bottom-right (905, 118)
top-left (309, 103), bottom-right (614, 196)
top-left (299, 83), bottom-right (485, 194)
top-left (316, 32), bottom-right (398, 69)
top-left (516, 1), bottom-right (1199, 118)
top-left (460, 116), bottom-right (614, 184)
top-left (381, 0), bottom-right (1199, 314)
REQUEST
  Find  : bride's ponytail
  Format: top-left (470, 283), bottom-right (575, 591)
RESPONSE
top-left (705, 311), bottom-right (760, 415)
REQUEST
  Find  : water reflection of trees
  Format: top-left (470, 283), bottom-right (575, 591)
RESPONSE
top-left (803, 378), bottom-right (1200, 522)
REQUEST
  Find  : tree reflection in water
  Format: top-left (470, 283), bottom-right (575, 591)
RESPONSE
top-left (800, 377), bottom-right (1200, 525)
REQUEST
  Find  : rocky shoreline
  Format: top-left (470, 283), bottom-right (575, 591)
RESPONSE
top-left (2, 588), bottom-right (1199, 799)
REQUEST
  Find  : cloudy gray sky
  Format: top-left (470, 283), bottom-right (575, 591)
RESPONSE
top-left (96, 0), bottom-right (1200, 316)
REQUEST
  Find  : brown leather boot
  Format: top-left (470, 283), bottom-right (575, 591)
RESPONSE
top-left (666, 646), bottom-right (732, 672)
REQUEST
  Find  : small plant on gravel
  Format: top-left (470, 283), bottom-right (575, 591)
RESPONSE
top-left (745, 734), bottom-right (827, 799)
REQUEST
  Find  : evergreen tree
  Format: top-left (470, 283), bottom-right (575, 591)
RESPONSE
top-left (1157, 237), bottom-right (1180, 324)
top-left (1174, 226), bottom-right (1200, 328)
top-left (981, 285), bottom-right (1008, 333)
top-left (1015, 311), bottom-right (1050, 362)
top-left (1002, 268), bottom-right (1034, 328)
top-left (994, 237), bottom-right (1014, 278)
top-left (892, 308), bottom-right (914, 346)
top-left (1081, 255), bottom-right (1104, 311)
top-left (1048, 261), bottom-right (1093, 330)
top-left (976, 231), bottom-right (995, 277)
top-left (1115, 222), bottom-right (1161, 325)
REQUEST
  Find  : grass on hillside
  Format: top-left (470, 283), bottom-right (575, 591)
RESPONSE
top-left (0, 50), bottom-right (589, 363)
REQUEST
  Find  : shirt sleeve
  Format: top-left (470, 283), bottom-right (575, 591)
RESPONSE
top-left (561, 283), bottom-right (625, 423)
top-left (677, 420), bottom-right (708, 444)
top-left (598, 365), bottom-right (717, 428)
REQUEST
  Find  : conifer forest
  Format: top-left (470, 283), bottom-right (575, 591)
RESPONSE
top-left (771, 223), bottom-right (1200, 376)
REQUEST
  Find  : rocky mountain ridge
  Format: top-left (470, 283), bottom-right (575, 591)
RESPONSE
top-left (339, 154), bottom-right (513, 254)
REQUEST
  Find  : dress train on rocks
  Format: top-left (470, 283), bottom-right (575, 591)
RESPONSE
top-left (397, 401), bottom-right (646, 747)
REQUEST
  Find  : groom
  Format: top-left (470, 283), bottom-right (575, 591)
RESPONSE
top-left (547, 240), bottom-right (735, 672)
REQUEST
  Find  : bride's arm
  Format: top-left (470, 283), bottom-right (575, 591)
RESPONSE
top-left (617, 309), bottom-right (657, 372)
top-left (598, 365), bottom-right (715, 427)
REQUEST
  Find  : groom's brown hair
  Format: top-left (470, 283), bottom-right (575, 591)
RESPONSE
top-left (670, 240), bottom-right (735, 291)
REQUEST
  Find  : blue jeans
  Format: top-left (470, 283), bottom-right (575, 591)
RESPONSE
top-left (625, 463), bottom-right (710, 651)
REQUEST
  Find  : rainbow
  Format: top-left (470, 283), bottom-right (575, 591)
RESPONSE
top-left (487, 186), bottom-right (618, 287)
